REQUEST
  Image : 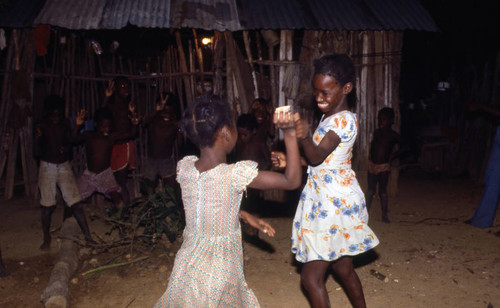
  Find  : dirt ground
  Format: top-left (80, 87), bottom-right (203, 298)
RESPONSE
top-left (1, 167), bottom-right (500, 308)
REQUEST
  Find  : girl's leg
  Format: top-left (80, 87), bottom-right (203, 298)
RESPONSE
top-left (40, 205), bottom-right (56, 250)
top-left (365, 173), bottom-right (377, 211)
top-left (378, 172), bottom-right (390, 222)
top-left (301, 260), bottom-right (331, 308)
top-left (331, 257), bottom-right (366, 308)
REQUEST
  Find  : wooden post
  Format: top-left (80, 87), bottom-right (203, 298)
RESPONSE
top-left (243, 31), bottom-right (259, 98)
top-left (175, 31), bottom-right (193, 106)
top-left (212, 31), bottom-right (225, 96)
top-left (192, 29), bottom-right (204, 72)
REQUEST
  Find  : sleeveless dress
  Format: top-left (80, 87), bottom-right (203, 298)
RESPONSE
top-left (154, 156), bottom-right (260, 308)
top-left (291, 111), bottom-right (379, 263)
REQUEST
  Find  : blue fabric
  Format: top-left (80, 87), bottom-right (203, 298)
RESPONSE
top-left (471, 126), bottom-right (500, 228)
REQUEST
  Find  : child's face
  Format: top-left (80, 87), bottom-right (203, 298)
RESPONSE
top-left (48, 109), bottom-right (62, 124)
top-left (115, 80), bottom-right (130, 99)
top-left (96, 119), bottom-right (112, 136)
top-left (378, 114), bottom-right (392, 129)
top-left (251, 104), bottom-right (268, 124)
top-left (237, 127), bottom-right (254, 143)
top-left (312, 74), bottom-right (351, 117)
top-left (160, 106), bottom-right (175, 121)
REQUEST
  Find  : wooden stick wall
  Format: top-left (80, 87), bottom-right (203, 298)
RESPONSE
top-left (0, 28), bottom-right (405, 199)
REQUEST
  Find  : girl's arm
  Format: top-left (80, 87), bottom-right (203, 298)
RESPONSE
top-left (295, 117), bottom-right (340, 165)
top-left (248, 110), bottom-right (302, 191)
top-left (240, 210), bottom-right (276, 237)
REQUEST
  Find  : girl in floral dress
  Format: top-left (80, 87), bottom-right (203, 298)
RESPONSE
top-left (154, 95), bottom-right (301, 307)
top-left (292, 54), bottom-right (379, 308)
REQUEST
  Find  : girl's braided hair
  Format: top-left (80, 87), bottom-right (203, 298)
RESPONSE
top-left (181, 94), bottom-right (234, 148)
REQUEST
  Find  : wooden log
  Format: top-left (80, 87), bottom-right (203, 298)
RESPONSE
top-left (41, 218), bottom-right (80, 308)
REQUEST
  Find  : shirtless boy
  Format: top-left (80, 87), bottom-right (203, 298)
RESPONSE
top-left (72, 107), bottom-right (139, 215)
top-left (35, 95), bottom-right (94, 249)
top-left (102, 77), bottom-right (137, 206)
top-left (142, 92), bottom-right (182, 185)
top-left (366, 107), bottom-right (404, 222)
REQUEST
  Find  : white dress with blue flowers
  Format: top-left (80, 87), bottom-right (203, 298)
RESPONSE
top-left (291, 110), bottom-right (379, 263)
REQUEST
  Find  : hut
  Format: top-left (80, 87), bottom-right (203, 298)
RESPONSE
top-left (0, 0), bottom-right (438, 200)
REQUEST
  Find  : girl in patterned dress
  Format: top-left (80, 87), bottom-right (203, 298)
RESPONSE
top-left (292, 54), bottom-right (380, 308)
top-left (154, 95), bottom-right (302, 308)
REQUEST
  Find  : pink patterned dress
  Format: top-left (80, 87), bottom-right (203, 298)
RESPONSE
top-left (154, 156), bottom-right (260, 308)
top-left (291, 111), bottom-right (379, 263)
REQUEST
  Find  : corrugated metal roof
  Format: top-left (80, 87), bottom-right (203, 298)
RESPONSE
top-left (4, 0), bottom-right (437, 32)
top-left (0, 0), bottom-right (46, 28)
top-left (237, 0), bottom-right (438, 31)
top-left (34, 0), bottom-right (107, 29)
top-left (100, 0), bottom-right (171, 29)
top-left (169, 0), bottom-right (241, 31)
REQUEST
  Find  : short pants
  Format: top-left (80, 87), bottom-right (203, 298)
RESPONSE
top-left (38, 161), bottom-right (82, 207)
top-left (111, 141), bottom-right (136, 171)
top-left (368, 160), bottom-right (391, 175)
top-left (78, 167), bottom-right (121, 200)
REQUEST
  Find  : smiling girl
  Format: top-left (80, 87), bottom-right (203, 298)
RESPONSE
top-left (292, 54), bottom-right (380, 308)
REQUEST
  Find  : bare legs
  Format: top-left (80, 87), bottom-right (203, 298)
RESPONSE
top-left (301, 257), bottom-right (366, 308)
top-left (40, 203), bottom-right (95, 249)
top-left (331, 258), bottom-right (366, 308)
top-left (301, 261), bottom-right (331, 308)
top-left (113, 169), bottom-right (130, 207)
top-left (71, 202), bottom-right (96, 244)
top-left (40, 205), bottom-right (56, 249)
top-left (366, 171), bottom-right (390, 223)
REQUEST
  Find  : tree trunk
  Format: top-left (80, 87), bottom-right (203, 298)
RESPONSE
top-left (41, 218), bottom-right (80, 308)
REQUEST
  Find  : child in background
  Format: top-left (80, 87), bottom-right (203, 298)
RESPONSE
top-left (102, 77), bottom-right (137, 207)
top-left (292, 54), bottom-right (379, 308)
top-left (34, 95), bottom-right (95, 249)
top-left (250, 98), bottom-right (276, 145)
top-left (154, 95), bottom-right (302, 307)
top-left (235, 113), bottom-right (272, 171)
top-left (235, 113), bottom-right (272, 239)
top-left (72, 108), bottom-right (139, 216)
top-left (142, 92), bottom-right (182, 186)
top-left (366, 107), bottom-right (403, 223)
